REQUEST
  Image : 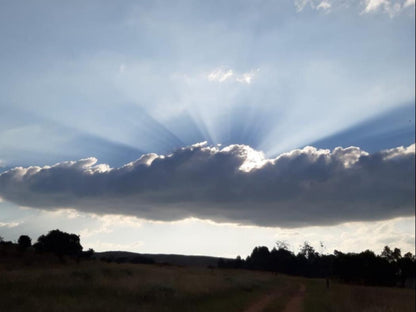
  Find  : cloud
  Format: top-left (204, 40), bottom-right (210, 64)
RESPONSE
top-left (0, 143), bottom-right (414, 227)
top-left (316, 1), bottom-right (332, 10)
top-left (207, 67), bottom-right (258, 84)
top-left (362, 0), bottom-right (403, 16)
top-left (360, 0), bottom-right (415, 16)
top-left (207, 68), bottom-right (234, 82)
top-left (295, 0), bottom-right (333, 12)
top-left (294, 0), bottom-right (414, 15)
top-left (235, 69), bottom-right (259, 84)
top-left (0, 221), bottom-right (20, 228)
top-left (404, 0), bottom-right (415, 7)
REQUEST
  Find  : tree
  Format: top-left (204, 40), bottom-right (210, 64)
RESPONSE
top-left (34, 229), bottom-right (82, 257)
top-left (17, 235), bottom-right (32, 250)
top-left (247, 246), bottom-right (271, 270)
top-left (276, 240), bottom-right (289, 250)
top-left (381, 246), bottom-right (401, 263)
top-left (299, 242), bottom-right (318, 259)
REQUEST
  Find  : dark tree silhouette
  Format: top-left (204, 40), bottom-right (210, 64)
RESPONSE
top-left (246, 246), bottom-right (272, 270)
top-left (34, 229), bottom-right (82, 257)
top-left (219, 242), bottom-right (415, 288)
top-left (298, 242), bottom-right (318, 260)
top-left (17, 235), bottom-right (32, 250)
top-left (270, 246), bottom-right (295, 275)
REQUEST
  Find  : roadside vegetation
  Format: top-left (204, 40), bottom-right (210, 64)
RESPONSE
top-left (303, 278), bottom-right (415, 312)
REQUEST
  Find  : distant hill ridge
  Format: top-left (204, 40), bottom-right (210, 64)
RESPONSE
top-left (95, 251), bottom-right (232, 267)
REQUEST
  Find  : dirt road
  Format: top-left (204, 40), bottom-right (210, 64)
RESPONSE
top-left (244, 289), bottom-right (282, 312)
top-left (282, 284), bottom-right (306, 312)
top-left (244, 283), bottom-right (306, 312)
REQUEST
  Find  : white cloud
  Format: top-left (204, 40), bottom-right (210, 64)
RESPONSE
top-left (363, 0), bottom-right (389, 12)
top-left (235, 69), bottom-right (259, 84)
top-left (0, 221), bottom-right (20, 228)
top-left (207, 67), bottom-right (258, 84)
top-left (0, 143), bottom-right (413, 227)
top-left (79, 213), bottom-right (142, 238)
top-left (207, 68), bottom-right (233, 82)
top-left (404, 0), bottom-right (415, 7)
top-left (275, 216), bottom-right (415, 255)
top-left (361, 0), bottom-right (414, 16)
top-left (295, 0), bottom-right (413, 16)
top-left (295, 0), bottom-right (333, 12)
top-left (317, 1), bottom-right (332, 10)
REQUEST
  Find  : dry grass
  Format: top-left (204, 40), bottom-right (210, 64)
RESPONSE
top-left (0, 261), bottom-right (283, 312)
top-left (304, 278), bottom-right (415, 312)
top-left (0, 260), bottom-right (414, 312)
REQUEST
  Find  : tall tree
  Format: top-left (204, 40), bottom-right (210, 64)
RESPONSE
top-left (34, 229), bottom-right (82, 257)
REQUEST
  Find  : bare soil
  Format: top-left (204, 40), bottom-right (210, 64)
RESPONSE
top-left (282, 284), bottom-right (306, 312)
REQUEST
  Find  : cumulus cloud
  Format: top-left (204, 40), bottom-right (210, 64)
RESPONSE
top-left (0, 143), bottom-right (414, 227)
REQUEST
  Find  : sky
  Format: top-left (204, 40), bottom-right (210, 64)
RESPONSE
top-left (0, 0), bottom-right (414, 257)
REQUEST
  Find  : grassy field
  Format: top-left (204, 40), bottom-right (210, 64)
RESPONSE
top-left (0, 261), bottom-right (290, 312)
top-left (303, 278), bottom-right (415, 312)
top-left (0, 260), bottom-right (414, 312)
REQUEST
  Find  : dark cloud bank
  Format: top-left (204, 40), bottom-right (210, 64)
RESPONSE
top-left (0, 143), bottom-right (414, 227)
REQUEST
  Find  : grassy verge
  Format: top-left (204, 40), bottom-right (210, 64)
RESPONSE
top-left (303, 278), bottom-right (415, 312)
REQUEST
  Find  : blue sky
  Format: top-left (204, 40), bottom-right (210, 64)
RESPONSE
top-left (0, 0), bottom-right (414, 256)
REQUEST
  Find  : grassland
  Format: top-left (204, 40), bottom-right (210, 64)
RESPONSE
top-left (303, 277), bottom-right (415, 312)
top-left (0, 261), bottom-right (290, 312)
top-left (0, 260), bottom-right (414, 312)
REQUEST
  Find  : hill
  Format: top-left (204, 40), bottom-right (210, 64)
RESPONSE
top-left (95, 251), bottom-right (229, 267)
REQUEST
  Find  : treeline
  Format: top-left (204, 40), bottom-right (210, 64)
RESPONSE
top-left (2, 231), bottom-right (414, 288)
top-left (218, 242), bottom-right (415, 288)
top-left (0, 229), bottom-right (94, 260)
top-left (0, 230), bottom-right (155, 265)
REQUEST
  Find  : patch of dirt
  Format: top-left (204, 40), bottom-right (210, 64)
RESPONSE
top-left (244, 289), bottom-right (282, 312)
top-left (281, 284), bottom-right (306, 312)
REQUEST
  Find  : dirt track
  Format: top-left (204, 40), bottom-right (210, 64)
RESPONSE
top-left (244, 283), bottom-right (305, 312)
top-left (282, 284), bottom-right (306, 312)
top-left (244, 289), bottom-right (282, 312)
